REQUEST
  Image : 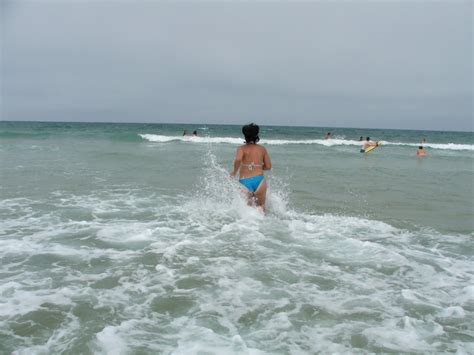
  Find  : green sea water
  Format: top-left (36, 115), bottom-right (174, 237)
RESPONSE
top-left (1, 121), bottom-right (473, 353)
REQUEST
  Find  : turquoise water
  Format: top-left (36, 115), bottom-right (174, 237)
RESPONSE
top-left (1, 121), bottom-right (473, 353)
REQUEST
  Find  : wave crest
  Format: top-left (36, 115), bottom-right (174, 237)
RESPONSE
top-left (139, 134), bottom-right (473, 151)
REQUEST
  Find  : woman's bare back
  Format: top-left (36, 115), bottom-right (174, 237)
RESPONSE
top-left (238, 144), bottom-right (270, 179)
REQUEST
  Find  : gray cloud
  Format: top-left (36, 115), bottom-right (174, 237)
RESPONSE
top-left (1, 1), bottom-right (472, 130)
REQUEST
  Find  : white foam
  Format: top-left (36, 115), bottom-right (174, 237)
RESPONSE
top-left (139, 134), bottom-right (243, 145)
top-left (454, 285), bottom-right (474, 306)
top-left (11, 315), bottom-right (82, 354)
top-left (437, 306), bottom-right (466, 319)
top-left (139, 134), bottom-right (474, 151)
top-left (362, 317), bottom-right (444, 352)
top-left (0, 284), bottom-right (75, 317)
top-left (96, 223), bottom-right (155, 243)
top-left (95, 325), bottom-right (128, 354)
top-left (1, 149), bottom-right (472, 353)
top-left (384, 141), bottom-right (474, 151)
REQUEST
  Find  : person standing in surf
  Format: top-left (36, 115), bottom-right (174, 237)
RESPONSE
top-left (230, 123), bottom-right (272, 211)
top-left (417, 146), bottom-right (427, 156)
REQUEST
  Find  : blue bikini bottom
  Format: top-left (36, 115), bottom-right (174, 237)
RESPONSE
top-left (239, 175), bottom-right (264, 193)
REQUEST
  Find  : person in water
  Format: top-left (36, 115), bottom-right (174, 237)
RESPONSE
top-left (417, 146), bottom-right (427, 156)
top-left (230, 123), bottom-right (272, 211)
top-left (360, 137), bottom-right (378, 152)
top-left (325, 132), bottom-right (332, 139)
top-left (192, 130), bottom-right (197, 136)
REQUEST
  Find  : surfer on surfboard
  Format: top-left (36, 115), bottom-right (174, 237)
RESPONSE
top-left (360, 137), bottom-right (379, 153)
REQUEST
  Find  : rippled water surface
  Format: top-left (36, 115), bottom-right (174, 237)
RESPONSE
top-left (1, 122), bottom-right (473, 353)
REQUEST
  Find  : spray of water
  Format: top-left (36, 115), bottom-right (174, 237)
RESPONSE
top-left (186, 147), bottom-right (290, 222)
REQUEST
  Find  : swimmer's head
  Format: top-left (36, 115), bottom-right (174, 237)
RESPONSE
top-left (366, 137), bottom-right (370, 141)
top-left (419, 146), bottom-right (423, 149)
top-left (242, 123), bottom-right (260, 143)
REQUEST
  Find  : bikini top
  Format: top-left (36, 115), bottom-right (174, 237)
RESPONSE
top-left (241, 162), bottom-right (263, 171)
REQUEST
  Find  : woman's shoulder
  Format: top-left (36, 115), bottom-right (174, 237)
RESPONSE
top-left (256, 144), bottom-right (268, 151)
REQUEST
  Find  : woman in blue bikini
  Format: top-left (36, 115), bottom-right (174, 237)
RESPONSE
top-left (230, 123), bottom-right (272, 211)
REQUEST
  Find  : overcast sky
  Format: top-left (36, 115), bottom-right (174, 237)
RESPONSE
top-left (1, 0), bottom-right (472, 131)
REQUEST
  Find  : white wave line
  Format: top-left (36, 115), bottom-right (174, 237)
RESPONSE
top-left (138, 134), bottom-right (473, 151)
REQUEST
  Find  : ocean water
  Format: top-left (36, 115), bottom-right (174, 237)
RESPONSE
top-left (0, 121), bottom-right (473, 354)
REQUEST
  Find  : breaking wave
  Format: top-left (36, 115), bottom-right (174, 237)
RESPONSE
top-left (139, 134), bottom-right (474, 151)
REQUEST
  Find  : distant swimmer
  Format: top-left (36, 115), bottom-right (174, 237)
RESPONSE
top-left (421, 138), bottom-right (427, 144)
top-left (230, 123), bottom-right (272, 212)
top-left (183, 130), bottom-right (196, 137)
top-left (360, 137), bottom-right (378, 153)
top-left (417, 146), bottom-right (427, 156)
top-left (325, 132), bottom-right (332, 140)
top-left (359, 136), bottom-right (364, 141)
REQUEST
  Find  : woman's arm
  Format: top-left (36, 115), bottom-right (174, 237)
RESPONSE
top-left (230, 147), bottom-right (243, 176)
top-left (263, 147), bottom-right (272, 170)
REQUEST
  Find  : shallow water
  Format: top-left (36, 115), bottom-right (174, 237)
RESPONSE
top-left (1, 122), bottom-right (473, 353)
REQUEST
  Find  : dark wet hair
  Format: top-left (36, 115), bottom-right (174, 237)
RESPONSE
top-left (419, 146), bottom-right (423, 149)
top-left (242, 123), bottom-right (260, 143)
top-left (366, 137), bottom-right (370, 141)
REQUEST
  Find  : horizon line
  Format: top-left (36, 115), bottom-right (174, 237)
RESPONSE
top-left (0, 119), bottom-right (472, 134)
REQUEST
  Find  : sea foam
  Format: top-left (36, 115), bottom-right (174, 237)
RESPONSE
top-left (1, 149), bottom-right (472, 354)
top-left (139, 134), bottom-right (474, 151)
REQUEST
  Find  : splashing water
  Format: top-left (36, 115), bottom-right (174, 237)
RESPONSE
top-left (1, 127), bottom-right (472, 354)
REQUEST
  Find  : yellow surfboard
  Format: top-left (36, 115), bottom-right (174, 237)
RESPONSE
top-left (362, 141), bottom-right (383, 153)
